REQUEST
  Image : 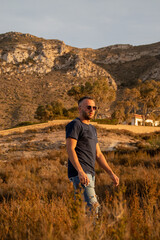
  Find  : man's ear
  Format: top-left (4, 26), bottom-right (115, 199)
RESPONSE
top-left (78, 105), bottom-right (81, 110)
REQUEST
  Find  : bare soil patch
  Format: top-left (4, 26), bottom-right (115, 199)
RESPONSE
top-left (0, 120), bottom-right (160, 162)
top-left (0, 121), bottom-right (145, 162)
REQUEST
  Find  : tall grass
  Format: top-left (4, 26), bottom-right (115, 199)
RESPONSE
top-left (0, 146), bottom-right (160, 239)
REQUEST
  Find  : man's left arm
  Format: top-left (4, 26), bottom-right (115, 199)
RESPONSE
top-left (96, 143), bottom-right (119, 186)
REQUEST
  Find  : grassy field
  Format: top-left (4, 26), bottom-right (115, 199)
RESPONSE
top-left (0, 125), bottom-right (160, 239)
top-left (1, 120), bottom-right (160, 136)
top-left (98, 123), bottom-right (160, 134)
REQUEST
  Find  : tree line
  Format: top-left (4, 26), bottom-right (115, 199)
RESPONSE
top-left (112, 80), bottom-right (160, 124)
top-left (34, 79), bottom-right (160, 124)
top-left (34, 101), bottom-right (78, 122)
top-left (35, 78), bottom-right (115, 121)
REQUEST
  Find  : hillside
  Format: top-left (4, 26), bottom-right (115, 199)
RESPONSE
top-left (0, 32), bottom-right (160, 129)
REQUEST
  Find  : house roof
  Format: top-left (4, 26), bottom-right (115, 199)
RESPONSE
top-left (132, 114), bottom-right (143, 119)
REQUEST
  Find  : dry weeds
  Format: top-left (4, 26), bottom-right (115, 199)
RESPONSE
top-left (0, 125), bottom-right (160, 239)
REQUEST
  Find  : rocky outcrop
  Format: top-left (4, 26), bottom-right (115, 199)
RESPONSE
top-left (140, 62), bottom-right (160, 81)
top-left (1, 32), bottom-right (160, 86)
top-left (94, 43), bottom-right (160, 84)
top-left (0, 32), bottom-right (117, 89)
top-left (53, 53), bottom-right (117, 89)
top-left (0, 33), bottom-right (71, 75)
top-left (96, 43), bottom-right (160, 64)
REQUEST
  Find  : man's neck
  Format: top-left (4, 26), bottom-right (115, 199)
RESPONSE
top-left (79, 117), bottom-right (90, 125)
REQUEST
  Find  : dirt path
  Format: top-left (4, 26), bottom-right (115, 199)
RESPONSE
top-left (0, 120), bottom-right (160, 136)
top-left (0, 120), bottom-right (70, 136)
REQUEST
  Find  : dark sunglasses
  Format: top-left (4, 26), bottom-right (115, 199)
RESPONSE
top-left (86, 105), bottom-right (97, 110)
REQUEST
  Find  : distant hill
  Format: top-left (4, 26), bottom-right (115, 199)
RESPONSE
top-left (0, 32), bottom-right (160, 129)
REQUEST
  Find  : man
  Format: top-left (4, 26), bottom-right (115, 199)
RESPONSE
top-left (66, 96), bottom-right (119, 213)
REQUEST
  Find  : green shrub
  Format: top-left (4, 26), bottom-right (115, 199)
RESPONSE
top-left (92, 118), bottom-right (118, 125)
top-left (13, 121), bottom-right (38, 128)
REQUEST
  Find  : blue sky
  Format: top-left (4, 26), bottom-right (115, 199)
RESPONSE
top-left (0, 0), bottom-right (160, 49)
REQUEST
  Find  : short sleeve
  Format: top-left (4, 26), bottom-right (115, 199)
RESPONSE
top-left (94, 127), bottom-right (98, 144)
top-left (66, 120), bottom-right (81, 140)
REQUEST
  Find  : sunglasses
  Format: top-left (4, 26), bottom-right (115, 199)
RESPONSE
top-left (86, 105), bottom-right (97, 111)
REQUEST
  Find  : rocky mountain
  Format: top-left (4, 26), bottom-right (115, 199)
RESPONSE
top-left (0, 32), bottom-right (160, 129)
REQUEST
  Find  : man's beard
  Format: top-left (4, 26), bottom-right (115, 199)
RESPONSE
top-left (82, 110), bottom-right (92, 120)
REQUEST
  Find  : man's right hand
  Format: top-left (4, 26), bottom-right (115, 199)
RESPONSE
top-left (66, 138), bottom-right (90, 186)
top-left (78, 171), bottom-right (90, 186)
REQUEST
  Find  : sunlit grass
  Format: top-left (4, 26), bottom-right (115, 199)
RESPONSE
top-left (1, 130), bottom-right (160, 239)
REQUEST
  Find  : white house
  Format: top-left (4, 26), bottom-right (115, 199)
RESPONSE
top-left (145, 119), bottom-right (154, 126)
top-left (131, 114), bottom-right (159, 126)
top-left (154, 121), bottom-right (160, 127)
top-left (131, 114), bottom-right (143, 126)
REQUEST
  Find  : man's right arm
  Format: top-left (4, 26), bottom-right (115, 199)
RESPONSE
top-left (66, 138), bottom-right (90, 186)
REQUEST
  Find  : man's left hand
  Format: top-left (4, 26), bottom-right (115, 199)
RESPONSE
top-left (110, 173), bottom-right (119, 186)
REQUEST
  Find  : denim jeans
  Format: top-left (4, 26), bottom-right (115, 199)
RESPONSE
top-left (70, 173), bottom-right (100, 214)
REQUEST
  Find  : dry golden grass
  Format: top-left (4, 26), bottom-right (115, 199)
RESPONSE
top-left (0, 121), bottom-right (70, 136)
top-left (1, 120), bottom-right (160, 137)
top-left (0, 126), bottom-right (160, 239)
top-left (97, 123), bottom-right (160, 134)
top-left (0, 150), bottom-right (160, 240)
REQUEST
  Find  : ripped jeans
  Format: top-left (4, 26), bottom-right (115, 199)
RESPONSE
top-left (69, 173), bottom-right (100, 214)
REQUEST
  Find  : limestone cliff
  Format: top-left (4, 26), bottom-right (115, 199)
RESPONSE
top-left (0, 32), bottom-right (116, 89)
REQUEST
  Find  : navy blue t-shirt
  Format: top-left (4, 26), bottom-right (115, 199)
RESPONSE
top-left (66, 118), bottom-right (98, 178)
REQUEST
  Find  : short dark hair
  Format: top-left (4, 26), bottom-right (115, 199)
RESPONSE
top-left (78, 96), bottom-right (94, 106)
